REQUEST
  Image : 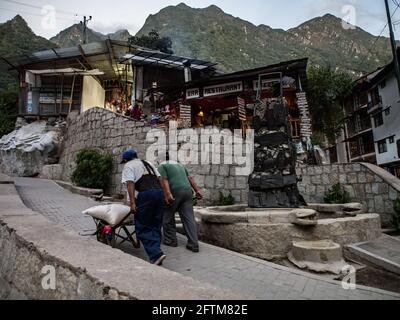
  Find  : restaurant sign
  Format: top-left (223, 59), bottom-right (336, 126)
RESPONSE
top-left (203, 81), bottom-right (243, 97)
top-left (185, 81), bottom-right (244, 99)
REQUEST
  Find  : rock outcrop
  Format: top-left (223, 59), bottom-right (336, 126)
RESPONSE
top-left (0, 120), bottom-right (63, 176)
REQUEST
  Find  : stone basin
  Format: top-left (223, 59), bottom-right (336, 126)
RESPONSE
top-left (196, 205), bottom-right (381, 261)
top-left (288, 240), bottom-right (347, 275)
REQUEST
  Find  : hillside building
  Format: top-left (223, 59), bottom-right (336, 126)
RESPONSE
top-left (331, 49), bottom-right (400, 178)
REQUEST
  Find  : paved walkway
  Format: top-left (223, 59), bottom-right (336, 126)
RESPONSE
top-left (14, 178), bottom-right (400, 300)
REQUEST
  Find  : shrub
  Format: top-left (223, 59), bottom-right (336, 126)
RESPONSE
top-left (324, 183), bottom-right (352, 204)
top-left (393, 198), bottom-right (400, 231)
top-left (72, 149), bottom-right (113, 190)
top-left (218, 192), bottom-right (235, 206)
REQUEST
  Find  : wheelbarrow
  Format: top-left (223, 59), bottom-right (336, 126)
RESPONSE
top-left (92, 211), bottom-right (140, 249)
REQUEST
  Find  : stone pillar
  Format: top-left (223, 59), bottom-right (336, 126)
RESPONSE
top-left (248, 98), bottom-right (301, 208)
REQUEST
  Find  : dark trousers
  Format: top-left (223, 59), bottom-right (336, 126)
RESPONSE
top-left (163, 189), bottom-right (199, 249)
top-left (135, 189), bottom-right (165, 262)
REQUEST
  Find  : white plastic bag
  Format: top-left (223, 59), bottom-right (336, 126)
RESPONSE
top-left (83, 204), bottom-right (131, 226)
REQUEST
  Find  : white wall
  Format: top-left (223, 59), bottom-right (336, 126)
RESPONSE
top-left (373, 73), bottom-right (400, 166)
top-left (81, 76), bottom-right (105, 113)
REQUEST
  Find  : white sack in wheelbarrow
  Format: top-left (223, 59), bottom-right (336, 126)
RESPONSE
top-left (83, 204), bottom-right (131, 226)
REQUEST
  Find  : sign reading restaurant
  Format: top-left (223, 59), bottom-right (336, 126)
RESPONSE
top-left (204, 81), bottom-right (243, 97)
top-left (186, 81), bottom-right (243, 99)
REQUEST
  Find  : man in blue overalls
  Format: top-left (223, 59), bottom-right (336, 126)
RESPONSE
top-left (121, 149), bottom-right (166, 266)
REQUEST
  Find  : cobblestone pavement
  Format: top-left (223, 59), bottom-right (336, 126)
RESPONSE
top-left (14, 178), bottom-right (400, 300)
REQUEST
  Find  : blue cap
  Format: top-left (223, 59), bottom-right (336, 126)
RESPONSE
top-left (121, 149), bottom-right (137, 163)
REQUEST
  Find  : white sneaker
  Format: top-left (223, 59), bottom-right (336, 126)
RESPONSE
top-left (153, 254), bottom-right (166, 266)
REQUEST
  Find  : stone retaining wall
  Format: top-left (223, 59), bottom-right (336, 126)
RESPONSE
top-left (0, 180), bottom-right (238, 300)
top-left (297, 163), bottom-right (400, 227)
top-left (59, 108), bottom-right (249, 205)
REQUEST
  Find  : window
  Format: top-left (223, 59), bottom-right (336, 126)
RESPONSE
top-left (374, 113), bottom-right (384, 127)
top-left (385, 107), bottom-right (391, 116)
top-left (389, 136), bottom-right (395, 144)
top-left (378, 139), bottom-right (387, 154)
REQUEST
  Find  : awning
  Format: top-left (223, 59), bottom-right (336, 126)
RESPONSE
top-left (26, 68), bottom-right (104, 76)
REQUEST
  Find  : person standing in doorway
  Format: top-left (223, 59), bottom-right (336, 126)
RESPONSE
top-left (121, 149), bottom-right (166, 265)
top-left (158, 158), bottom-right (203, 252)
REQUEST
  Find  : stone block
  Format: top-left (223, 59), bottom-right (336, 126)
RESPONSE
top-left (225, 177), bottom-right (236, 190)
top-left (323, 166), bottom-right (331, 174)
top-left (372, 183), bottom-right (380, 195)
top-left (314, 166), bottom-right (323, 175)
top-left (352, 163), bottom-right (362, 172)
top-left (374, 195), bottom-right (384, 212)
top-left (331, 165), bottom-right (339, 173)
top-left (339, 174), bottom-right (347, 184)
top-left (193, 175), bottom-right (205, 188)
top-left (344, 185), bottom-right (356, 198)
top-left (389, 187), bottom-right (399, 201)
top-left (236, 177), bottom-right (248, 190)
top-left (347, 173), bottom-right (357, 184)
top-left (219, 166), bottom-right (230, 177)
top-left (385, 200), bottom-right (395, 214)
top-left (205, 176), bottom-right (215, 189)
top-left (215, 176), bottom-right (225, 189)
top-left (328, 174), bottom-right (339, 184)
top-left (322, 174), bottom-right (331, 185)
top-left (311, 175), bottom-right (322, 184)
top-left (379, 184), bottom-right (389, 194)
top-left (307, 167), bottom-right (315, 175)
top-left (357, 173), bottom-right (367, 183)
top-left (211, 165), bottom-right (220, 175)
top-left (365, 173), bottom-right (375, 183)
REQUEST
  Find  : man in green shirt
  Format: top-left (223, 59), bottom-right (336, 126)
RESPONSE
top-left (158, 160), bottom-right (203, 252)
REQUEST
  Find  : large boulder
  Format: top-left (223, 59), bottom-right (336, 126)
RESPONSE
top-left (0, 121), bottom-right (62, 177)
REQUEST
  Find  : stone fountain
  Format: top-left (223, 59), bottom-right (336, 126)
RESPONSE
top-left (195, 98), bottom-right (382, 274)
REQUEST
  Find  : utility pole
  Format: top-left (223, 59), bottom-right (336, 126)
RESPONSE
top-left (80, 16), bottom-right (92, 45)
top-left (384, 0), bottom-right (400, 94)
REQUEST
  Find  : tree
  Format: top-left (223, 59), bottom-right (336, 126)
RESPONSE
top-left (0, 86), bottom-right (18, 137)
top-left (307, 66), bottom-right (353, 145)
top-left (128, 30), bottom-right (174, 54)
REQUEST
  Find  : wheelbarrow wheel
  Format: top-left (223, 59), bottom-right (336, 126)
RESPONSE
top-left (106, 229), bottom-right (117, 248)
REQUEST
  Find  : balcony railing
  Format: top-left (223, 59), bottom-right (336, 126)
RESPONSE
top-left (347, 117), bottom-right (372, 138)
top-left (367, 96), bottom-right (382, 112)
top-left (350, 140), bottom-right (375, 159)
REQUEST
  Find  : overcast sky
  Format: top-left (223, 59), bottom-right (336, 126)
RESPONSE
top-left (0, 0), bottom-right (398, 39)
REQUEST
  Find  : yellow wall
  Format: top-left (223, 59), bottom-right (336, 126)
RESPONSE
top-left (81, 76), bottom-right (105, 112)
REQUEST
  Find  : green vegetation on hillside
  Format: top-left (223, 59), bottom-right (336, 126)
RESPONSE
top-left (0, 15), bottom-right (57, 91)
top-left (137, 4), bottom-right (392, 74)
top-left (128, 30), bottom-right (173, 54)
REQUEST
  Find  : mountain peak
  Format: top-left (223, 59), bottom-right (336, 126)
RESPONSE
top-left (176, 3), bottom-right (190, 9)
top-left (205, 4), bottom-right (223, 13)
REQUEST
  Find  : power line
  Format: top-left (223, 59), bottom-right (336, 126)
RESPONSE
top-left (358, 4), bottom-right (399, 70)
top-left (0, 0), bottom-right (89, 17)
top-left (0, 6), bottom-right (80, 22)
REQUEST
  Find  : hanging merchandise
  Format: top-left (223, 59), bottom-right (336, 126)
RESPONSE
top-left (179, 104), bottom-right (192, 128)
top-left (238, 97), bottom-right (247, 121)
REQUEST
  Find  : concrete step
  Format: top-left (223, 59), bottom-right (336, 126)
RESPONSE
top-left (345, 235), bottom-right (400, 276)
